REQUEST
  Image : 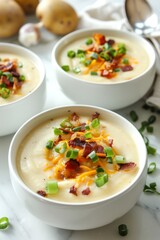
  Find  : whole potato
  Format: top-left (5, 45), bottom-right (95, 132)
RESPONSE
top-left (15, 0), bottom-right (39, 15)
top-left (0, 0), bottom-right (25, 38)
top-left (36, 0), bottom-right (79, 35)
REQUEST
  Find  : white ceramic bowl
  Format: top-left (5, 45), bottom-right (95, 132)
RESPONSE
top-left (52, 28), bottom-right (156, 110)
top-left (0, 43), bottom-right (46, 136)
top-left (8, 105), bottom-right (147, 230)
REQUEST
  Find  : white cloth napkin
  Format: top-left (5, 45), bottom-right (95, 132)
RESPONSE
top-left (78, 0), bottom-right (160, 109)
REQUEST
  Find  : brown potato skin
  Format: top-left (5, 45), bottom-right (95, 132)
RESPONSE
top-left (15, 0), bottom-right (39, 15)
top-left (0, 0), bottom-right (25, 38)
top-left (36, 0), bottom-right (79, 35)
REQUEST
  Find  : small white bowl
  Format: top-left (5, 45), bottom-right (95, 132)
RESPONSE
top-left (52, 28), bottom-right (156, 110)
top-left (0, 43), bottom-right (46, 136)
top-left (8, 105), bottom-right (147, 230)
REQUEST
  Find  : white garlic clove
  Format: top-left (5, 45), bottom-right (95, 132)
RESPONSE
top-left (18, 23), bottom-right (41, 47)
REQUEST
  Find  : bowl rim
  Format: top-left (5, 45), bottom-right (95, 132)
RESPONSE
top-left (52, 28), bottom-right (156, 86)
top-left (8, 104), bottom-right (147, 207)
top-left (0, 42), bottom-right (46, 108)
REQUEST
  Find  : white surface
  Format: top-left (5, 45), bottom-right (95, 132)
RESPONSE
top-left (0, 0), bottom-right (160, 239)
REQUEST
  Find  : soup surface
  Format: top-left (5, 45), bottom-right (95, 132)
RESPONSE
top-left (58, 33), bottom-right (149, 83)
top-left (17, 111), bottom-right (139, 203)
top-left (0, 53), bottom-right (40, 105)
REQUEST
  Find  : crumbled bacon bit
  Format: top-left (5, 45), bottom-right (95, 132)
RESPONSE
top-left (108, 138), bottom-right (113, 147)
top-left (121, 65), bottom-right (133, 72)
top-left (82, 187), bottom-right (91, 195)
top-left (107, 39), bottom-right (115, 46)
top-left (69, 138), bottom-right (86, 148)
top-left (37, 190), bottom-right (47, 197)
top-left (119, 162), bottom-right (136, 170)
top-left (64, 159), bottom-right (80, 178)
top-left (70, 112), bottom-right (79, 121)
top-left (92, 112), bottom-right (100, 120)
top-left (69, 185), bottom-right (78, 196)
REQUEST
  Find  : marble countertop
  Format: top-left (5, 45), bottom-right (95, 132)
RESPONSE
top-left (0, 0), bottom-right (160, 239)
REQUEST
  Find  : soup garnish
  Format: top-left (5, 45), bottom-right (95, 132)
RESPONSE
top-left (37, 112), bottom-right (137, 197)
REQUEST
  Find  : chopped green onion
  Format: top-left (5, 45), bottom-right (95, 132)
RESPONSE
top-left (2, 72), bottom-right (13, 82)
top-left (46, 140), bottom-right (54, 149)
top-left (77, 49), bottom-right (86, 55)
top-left (115, 155), bottom-right (125, 163)
top-left (45, 181), bottom-right (59, 194)
top-left (20, 75), bottom-right (25, 81)
top-left (107, 157), bottom-right (113, 163)
top-left (66, 149), bottom-right (79, 159)
top-left (108, 48), bottom-right (117, 57)
top-left (117, 43), bottom-right (126, 55)
top-left (54, 128), bottom-right (62, 135)
top-left (95, 173), bottom-right (108, 187)
top-left (85, 38), bottom-right (93, 45)
top-left (84, 59), bottom-right (91, 66)
top-left (91, 52), bottom-right (98, 59)
top-left (147, 125), bottom-right (154, 133)
top-left (129, 110), bottom-right (138, 122)
top-left (67, 50), bottom-right (76, 58)
top-left (122, 58), bottom-right (129, 64)
top-left (85, 125), bottom-right (90, 130)
top-left (147, 145), bottom-right (156, 155)
top-left (84, 132), bottom-right (92, 139)
top-left (103, 43), bottom-right (111, 50)
top-left (73, 67), bottom-right (81, 74)
top-left (0, 87), bottom-right (10, 98)
top-left (114, 68), bottom-right (121, 72)
top-left (90, 71), bottom-right (98, 75)
top-left (148, 115), bottom-right (156, 124)
top-left (61, 65), bottom-right (70, 72)
top-left (0, 217), bottom-right (9, 230)
top-left (96, 167), bottom-right (105, 174)
top-left (60, 119), bottom-right (72, 128)
top-left (91, 118), bottom-right (100, 128)
top-left (118, 224), bottom-right (128, 236)
top-left (55, 142), bottom-right (67, 154)
top-left (147, 162), bottom-right (156, 174)
top-left (104, 146), bottom-right (114, 157)
top-left (73, 126), bottom-right (82, 132)
top-left (100, 52), bottom-right (110, 61)
top-left (88, 150), bottom-right (98, 162)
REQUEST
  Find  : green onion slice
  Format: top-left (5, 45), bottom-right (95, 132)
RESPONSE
top-left (45, 181), bottom-right (59, 194)
top-left (67, 50), bottom-right (76, 58)
top-left (55, 142), bottom-right (67, 154)
top-left (88, 150), bottom-right (98, 162)
top-left (0, 217), bottom-right (9, 230)
top-left (115, 155), bottom-right (125, 163)
top-left (91, 118), bottom-right (100, 128)
top-left (0, 87), bottom-right (10, 98)
top-left (84, 132), bottom-right (92, 139)
top-left (104, 146), bottom-right (114, 157)
top-left (130, 110), bottom-right (138, 122)
top-left (61, 65), bottom-right (70, 72)
top-left (60, 119), bottom-right (72, 128)
top-left (95, 173), bottom-right (108, 187)
top-left (118, 224), bottom-right (128, 236)
top-left (46, 140), bottom-right (54, 149)
top-left (147, 162), bottom-right (156, 174)
top-left (54, 128), bottom-right (62, 136)
top-left (85, 38), bottom-right (93, 45)
top-left (66, 149), bottom-right (79, 159)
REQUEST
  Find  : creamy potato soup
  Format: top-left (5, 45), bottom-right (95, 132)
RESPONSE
top-left (17, 111), bottom-right (139, 203)
top-left (59, 33), bottom-right (149, 83)
top-left (0, 53), bottom-right (40, 105)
